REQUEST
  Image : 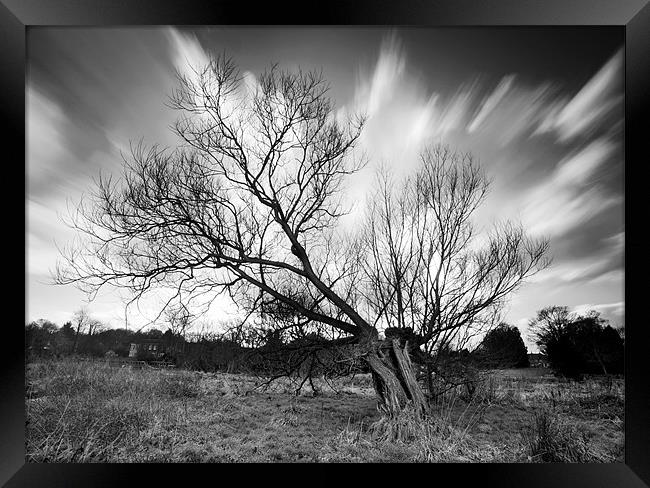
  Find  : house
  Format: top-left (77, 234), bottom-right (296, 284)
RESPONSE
top-left (527, 353), bottom-right (549, 368)
top-left (129, 339), bottom-right (166, 359)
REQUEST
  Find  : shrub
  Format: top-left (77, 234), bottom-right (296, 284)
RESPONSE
top-left (365, 404), bottom-right (502, 462)
top-left (530, 307), bottom-right (624, 379)
top-left (475, 323), bottom-right (529, 368)
top-left (523, 408), bottom-right (601, 462)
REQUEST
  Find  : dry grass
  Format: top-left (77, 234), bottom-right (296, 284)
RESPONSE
top-left (25, 359), bottom-right (624, 463)
top-left (523, 408), bottom-right (599, 462)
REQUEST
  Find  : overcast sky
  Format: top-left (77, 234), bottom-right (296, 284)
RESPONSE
top-left (26, 27), bottom-right (624, 350)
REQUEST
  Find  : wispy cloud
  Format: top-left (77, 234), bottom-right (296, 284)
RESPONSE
top-left (166, 28), bottom-right (210, 83)
top-left (341, 34), bottom-right (624, 314)
top-left (535, 49), bottom-right (623, 143)
top-left (529, 228), bottom-right (623, 287)
top-left (27, 87), bottom-right (71, 200)
top-left (571, 301), bottom-right (625, 325)
top-left (521, 138), bottom-right (621, 237)
top-left (354, 33), bottom-right (406, 119)
top-left (532, 255), bottom-right (620, 285)
top-left (435, 83), bottom-right (479, 137)
top-left (347, 35), bottom-right (486, 184)
top-left (552, 138), bottom-right (615, 186)
top-left (405, 82), bottom-right (483, 146)
top-left (461, 81), bottom-right (562, 148)
top-left (467, 75), bottom-right (516, 133)
top-left (26, 28), bottom-right (624, 334)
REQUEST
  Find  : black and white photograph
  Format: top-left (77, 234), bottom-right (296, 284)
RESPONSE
top-left (25, 25), bottom-right (627, 464)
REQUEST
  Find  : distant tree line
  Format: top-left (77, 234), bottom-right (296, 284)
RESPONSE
top-left (25, 315), bottom-right (527, 376)
top-left (529, 306), bottom-right (624, 379)
top-left (26, 304), bottom-right (623, 383)
top-left (25, 318), bottom-right (168, 360)
top-left (24, 313), bottom-right (368, 379)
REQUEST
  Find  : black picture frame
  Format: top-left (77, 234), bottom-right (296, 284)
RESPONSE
top-left (4, 0), bottom-right (649, 486)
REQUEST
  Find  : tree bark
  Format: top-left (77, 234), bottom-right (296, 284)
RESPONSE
top-left (72, 325), bottom-right (81, 354)
top-left (365, 339), bottom-right (428, 418)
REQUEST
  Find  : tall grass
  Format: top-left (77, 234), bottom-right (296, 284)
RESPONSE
top-left (26, 359), bottom-right (624, 463)
top-left (522, 408), bottom-right (614, 462)
top-left (330, 375), bottom-right (510, 463)
top-left (26, 358), bottom-right (203, 462)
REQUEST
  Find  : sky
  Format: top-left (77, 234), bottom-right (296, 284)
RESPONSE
top-left (26, 27), bottom-right (624, 351)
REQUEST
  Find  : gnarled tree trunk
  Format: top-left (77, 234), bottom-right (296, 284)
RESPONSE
top-left (365, 339), bottom-right (428, 418)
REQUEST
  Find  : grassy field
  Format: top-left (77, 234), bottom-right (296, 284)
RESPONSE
top-left (25, 358), bottom-right (624, 463)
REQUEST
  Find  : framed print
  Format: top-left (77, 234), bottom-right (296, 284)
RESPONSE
top-left (3, 0), bottom-right (649, 486)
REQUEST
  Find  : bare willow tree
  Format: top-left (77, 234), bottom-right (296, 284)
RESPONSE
top-left (359, 146), bottom-right (550, 394)
top-left (56, 54), bottom-right (549, 418)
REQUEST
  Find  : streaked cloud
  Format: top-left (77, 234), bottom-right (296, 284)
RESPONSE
top-left (571, 301), bottom-right (625, 326)
top-left (26, 87), bottom-right (77, 200)
top-left (355, 33), bottom-right (406, 119)
top-left (553, 138), bottom-right (615, 186)
top-left (460, 81), bottom-right (562, 148)
top-left (527, 227), bottom-right (623, 295)
top-left (531, 253), bottom-right (619, 285)
top-left (521, 138), bottom-right (621, 237)
top-left (467, 75), bottom-right (516, 133)
top-left (26, 27), bottom-right (624, 335)
top-left (166, 28), bottom-right (211, 83)
top-left (535, 49), bottom-right (623, 143)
